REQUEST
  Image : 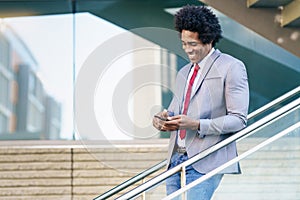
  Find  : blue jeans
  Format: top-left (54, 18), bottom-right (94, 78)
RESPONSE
top-left (166, 152), bottom-right (223, 200)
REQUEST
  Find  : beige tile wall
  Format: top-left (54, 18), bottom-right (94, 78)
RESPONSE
top-left (0, 138), bottom-right (299, 200)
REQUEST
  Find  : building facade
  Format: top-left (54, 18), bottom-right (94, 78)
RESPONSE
top-left (0, 24), bottom-right (61, 140)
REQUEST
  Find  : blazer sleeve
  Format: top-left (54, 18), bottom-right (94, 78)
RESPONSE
top-left (198, 60), bottom-right (249, 137)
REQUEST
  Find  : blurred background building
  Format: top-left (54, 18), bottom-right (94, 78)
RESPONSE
top-left (0, 25), bottom-right (61, 140)
top-left (0, 0), bottom-right (299, 140)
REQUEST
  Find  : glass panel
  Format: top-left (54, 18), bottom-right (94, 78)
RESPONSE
top-left (0, 112), bottom-right (8, 132)
top-left (74, 13), bottom-right (132, 141)
top-left (74, 14), bottom-right (179, 141)
top-left (214, 127), bottom-right (300, 199)
top-left (0, 72), bottom-right (9, 108)
top-left (118, 179), bottom-right (167, 200)
top-left (0, 15), bottom-right (73, 140)
top-left (181, 106), bottom-right (300, 200)
top-left (143, 180), bottom-right (167, 200)
top-left (0, 31), bottom-right (10, 70)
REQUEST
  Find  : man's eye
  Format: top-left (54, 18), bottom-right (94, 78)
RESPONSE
top-left (182, 42), bottom-right (198, 47)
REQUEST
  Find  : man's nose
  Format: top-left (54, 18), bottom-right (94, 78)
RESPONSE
top-left (185, 46), bottom-right (193, 53)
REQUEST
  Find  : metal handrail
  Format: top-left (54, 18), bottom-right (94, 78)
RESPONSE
top-left (94, 86), bottom-right (299, 200)
top-left (164, 120), bottom-right (300, 199)
top-left (116, 97), bottom-right (300, 200)
top-left (93, 160), bottom-right (167, 200)
top-left (247, 86), bottom-right (300, 119)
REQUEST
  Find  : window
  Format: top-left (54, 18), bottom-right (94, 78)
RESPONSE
top-left (0, 112), bottom-right (8, 133)
top-left (27, 101), bottom-right (44, 132)
top-left (0, 33), bottom-right (10, 70)
top-left (0, 72), bottom-right (9, 107)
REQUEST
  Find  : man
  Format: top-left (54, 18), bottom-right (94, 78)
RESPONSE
top-left (153, 5), bottom-right (249, 199)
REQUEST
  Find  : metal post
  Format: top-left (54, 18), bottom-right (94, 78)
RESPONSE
top-left (142, 178), bottom-right (146, 200)
top-left (180, 166), bottom-right (186, 200)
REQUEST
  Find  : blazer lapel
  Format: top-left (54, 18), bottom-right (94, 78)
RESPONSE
top-left (190, 49), bottom-right (221, 98)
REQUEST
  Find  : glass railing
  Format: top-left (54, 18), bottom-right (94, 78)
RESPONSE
top-left (166, 102), bottom-right (300, 200)
top-left (115, 96), bottom-right (300, 199)
top-left (213, 116), bottom-right (300, 200)
top-left (94, 86), bottom-right (300, 200)
top-left (247, 86), bottom-right (300, 124)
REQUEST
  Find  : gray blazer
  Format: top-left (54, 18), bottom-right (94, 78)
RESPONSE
top-left (167, 49), bottom-right (249, 174)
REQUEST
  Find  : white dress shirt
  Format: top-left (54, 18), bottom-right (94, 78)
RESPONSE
top-left (177, 48), bottom-right (215, 147)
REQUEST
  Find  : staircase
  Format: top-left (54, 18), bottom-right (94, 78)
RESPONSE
top-left (199, 0), bottom-right (300, 57)
top-left (247, 0), bottom-right (300, 27)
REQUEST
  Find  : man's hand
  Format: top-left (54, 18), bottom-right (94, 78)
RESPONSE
top-left (165, 115), bottom-right (200, 131)
top-left (152, 110), bottom-right (173, 131)
top-left (153, 111), bottom-right (199, 132)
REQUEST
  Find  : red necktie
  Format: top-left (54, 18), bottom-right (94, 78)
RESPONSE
top-left (179, 63), bottom-right (200, 139)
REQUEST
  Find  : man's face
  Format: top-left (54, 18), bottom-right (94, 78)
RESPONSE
top-left (181, 30), bottom-right (212, 64)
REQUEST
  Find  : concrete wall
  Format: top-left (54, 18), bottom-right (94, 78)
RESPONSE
top-left (0, 138), bottom-right (299, 200)
top-left (0, 140), bottom-right (168, 200)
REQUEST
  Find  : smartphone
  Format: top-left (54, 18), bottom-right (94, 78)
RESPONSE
top-left (154, 115), bottom-right (169, 121)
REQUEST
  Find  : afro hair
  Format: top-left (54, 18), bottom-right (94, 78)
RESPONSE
top-left (175, 5), bottom-right (222, 47)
